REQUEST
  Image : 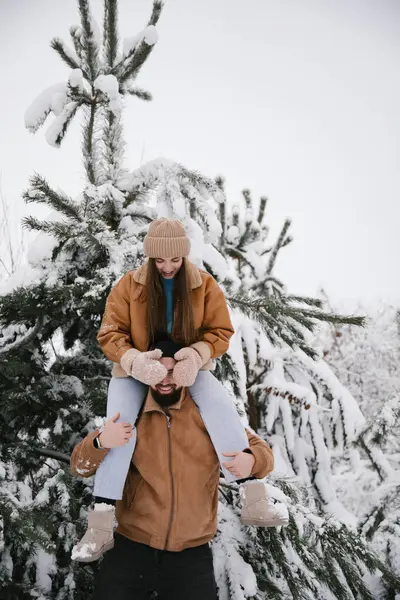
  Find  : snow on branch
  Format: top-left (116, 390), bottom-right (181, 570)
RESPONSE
top-left (122, 26), bottom-right (158, 57)
top-left (0, 319), bottom-right (43, 355)
top-left (24, 84), bottom-right (68, 133)
top-left (45, 101), bottom-right (80, 147)
top-left (295, 349), bottom-right (365, 446)
top-left (95, 74), bottom-right (123, 116)
top-left (24, 174), bottom-right (82, 222)
top-left (50, 37), bottom-right (81, 70)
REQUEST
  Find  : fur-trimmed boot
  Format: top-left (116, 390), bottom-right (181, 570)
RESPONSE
top-left (240, 480), bottom-right (289, 527)
top-left (71, 504), bottom-right (116, 563)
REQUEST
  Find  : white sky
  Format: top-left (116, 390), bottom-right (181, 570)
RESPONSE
top-left (0, 0), bottom-right (399, 305)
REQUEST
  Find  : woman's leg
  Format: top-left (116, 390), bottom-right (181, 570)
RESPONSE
top-left (189, 371), bottom-right (249, 483)
top-left (93, 376), bottom-right (147, 500)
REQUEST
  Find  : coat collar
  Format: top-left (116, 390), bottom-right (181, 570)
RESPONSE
top-left (132, 258), bottom-right (203, 290)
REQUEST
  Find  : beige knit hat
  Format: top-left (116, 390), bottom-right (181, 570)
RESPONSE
top-left (143, 218), bottom-right (191, 258)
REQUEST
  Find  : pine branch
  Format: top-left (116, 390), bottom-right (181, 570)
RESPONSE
top-left (179, 184), bottom-right (212, 232)
top-left (296, 308), bottom-right (365, 327)
top-left (147, 0), bottom-right (164, 26)
top-left (218, 484), bottom-right (231, 503)
top-left (24, 174), bottom-right (82, 221)
top-left (232, 293), bottom-right (365, 329)
top-left (232, 206), bottom-right (239, 227)
top-left (215, 175), bottom-right (225, 191)
top-left (113, 2), bottom-right (163, 84)
top-left (287, 295), bottom-right (324, 308)
top-left (109, 2), bottom-right (162, 82)
top-left (247, 364), bottom-right (272, 389)
top-left (50, 100), bottom-right (81, 147)
top-left (219, 203), bottom-right (226, 240)
top-left (181, 165), bottom-right (223, 199)
top-left (251, 274), bottom-right (286, 295)
top-left (22, 216), bottom-right (71, 240)
top-left (50, 37), bottom-right (80, 70)
top-left (214, 176), bottom-right (226, 240)
top-left (267, 218), bottom-right (291, 275)
top-left (77, 0), bottom-right (100, 81)
top-left (237, 190), bottom-right (254, 247)
top-left (99, 106), bottom-right (125, 184)
top-left (31, 447), bottom-right (70, 464)
top-left (242, 188), bottom-right (251, 208)
top-left (20, 215), bottom-right (48, 233)
top-left (103, 0), bottom-right (118, 68)
top-left (69, 25), bottom-right (86, 70)
top-left (228, 292), bottom-right (365, 359)
top-left (230, 294), bottom-right (305, 353)
top-left (22, 218), bottom-right (110, 258)
top-left (124, 211), bottom-right (153, 223)
top-left (225, 246), bottom-right (256, 275)
top-left (258, 195), bottom-right (267, 224)
top-left (123, 183), bottom-right (158, 210)
top-left (83, 102), bottom-right (98, 184)
top-left (357, 436), bottom-right (387, 482)
top-left (125, 87), bottom-right (152, 101)
top-left (119, 41), bottom-right (154, 84)
top-left (0, 319), bottom-right (42, 355)
top-left (261, 234), bottom-right (292, 256)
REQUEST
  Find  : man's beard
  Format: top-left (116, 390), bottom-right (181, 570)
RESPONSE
top-left (151, 387), bottom-right (182, 408)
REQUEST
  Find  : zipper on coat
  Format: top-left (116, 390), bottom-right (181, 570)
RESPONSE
top-left (164, 414), bottom-right (175, 550)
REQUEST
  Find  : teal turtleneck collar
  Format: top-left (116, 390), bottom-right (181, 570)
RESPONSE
top-left (161, 276), bottom-right (175, 334)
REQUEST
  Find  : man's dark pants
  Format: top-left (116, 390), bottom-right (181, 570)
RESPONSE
top-left (91, 533), bottom-right (218, 599)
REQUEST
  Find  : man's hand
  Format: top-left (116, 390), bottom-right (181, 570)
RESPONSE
top-left (98, 412), bottom-right (133, 449)
top-left (222, 451), bottom-right (255, 479)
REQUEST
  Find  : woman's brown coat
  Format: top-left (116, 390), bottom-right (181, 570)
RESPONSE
top-left (97, 259), bottom-right (235, 376)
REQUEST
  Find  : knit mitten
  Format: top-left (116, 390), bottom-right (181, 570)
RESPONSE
top-left (120, 348), bottom-right (167, 385)
top-left (173, 347), bottom-right (203, 387)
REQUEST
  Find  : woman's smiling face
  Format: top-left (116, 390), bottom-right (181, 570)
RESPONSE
top-left (154, 257), bottom-right (183, 279)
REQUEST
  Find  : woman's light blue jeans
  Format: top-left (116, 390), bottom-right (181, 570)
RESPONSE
top-left (93, 371), bottom-right (249, 499)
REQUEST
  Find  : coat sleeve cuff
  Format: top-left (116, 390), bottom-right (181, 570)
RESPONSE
top-left (247, 445), bottom-right (274, 479)
top-left (190, 341), bottom-right (212, 366)
top-left (70, 430), bottom-right (110, 477)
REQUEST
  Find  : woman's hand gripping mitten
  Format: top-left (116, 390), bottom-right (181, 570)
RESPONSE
top-left (173, 347), bottom-right (203, 387)
top-left (120, 349), bottom-right (167, 385)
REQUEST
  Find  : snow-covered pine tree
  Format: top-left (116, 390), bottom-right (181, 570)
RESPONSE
top-left (322, 306), bottom-right (400, 599)
top-left (0, 1), bottom-right (165, 598)
top-left (321, 304), bottom-right (400, 420)
top-left (201, 184), bottom-right (400, 599)
top-left (357, 394), bottom-right (400, 600)
top-left (0, 2), bottom-right (233, 597)
top-left (0, 0), bottom-right (399, 598)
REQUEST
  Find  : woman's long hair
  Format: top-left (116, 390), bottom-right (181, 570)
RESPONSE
top-left (146, 257), bottom-right (198, 346)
